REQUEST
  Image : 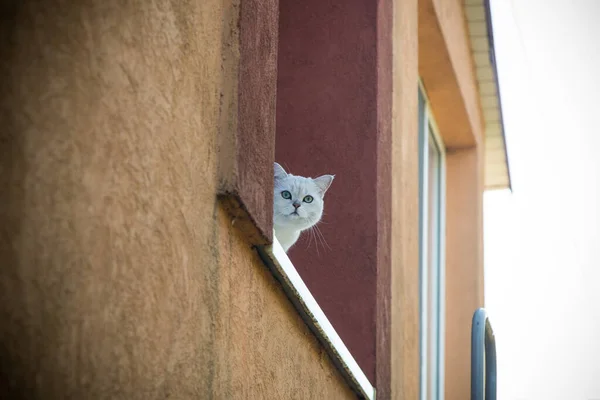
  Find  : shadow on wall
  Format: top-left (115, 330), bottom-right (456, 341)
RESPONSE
top-left (1, 1), bottom-right (36, 397)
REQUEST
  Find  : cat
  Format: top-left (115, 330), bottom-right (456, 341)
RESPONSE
top-left (273, 162), bottom-right (334, 252)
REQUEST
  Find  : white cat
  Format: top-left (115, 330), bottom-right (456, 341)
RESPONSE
top-left (273, 162), bottom-right (334, 252)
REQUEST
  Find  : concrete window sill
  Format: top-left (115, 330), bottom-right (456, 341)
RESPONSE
top-left (257, 237), bottom-right (376, 400)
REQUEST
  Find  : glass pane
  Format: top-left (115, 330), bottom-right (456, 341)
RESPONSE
top-left (427, 130), bottom-right (441, 400)
top-left (418, 88), bottom-right (445, 400)
top-left (418, 88), bottom-right (428, 400)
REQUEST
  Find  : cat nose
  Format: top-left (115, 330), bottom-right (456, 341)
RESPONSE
top-left (292, 201), bottom-right (301, 209)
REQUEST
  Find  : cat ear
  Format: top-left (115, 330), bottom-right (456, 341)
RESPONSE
top-left (274, 162), bottom-right (288, 180)
top-left (313, 174), bottom-right (334, 196)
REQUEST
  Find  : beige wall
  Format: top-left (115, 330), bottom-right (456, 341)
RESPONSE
top-left (0, 0), bottom-right (353, 398)
top-left (419, 0), bottom-right (484, 149)
top-left (391, 0), bottom-right (421, 399)
top-left (418, 0), bottom-right (486, 399)
top-left (445, 147), bottom-right (485, 400)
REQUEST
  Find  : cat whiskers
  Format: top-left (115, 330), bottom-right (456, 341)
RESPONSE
top-left (305, 218), bottom-right (331, 255)
top-left (306, 225), bottom-right (318, 255)
top-left (313, 223), bottom-right (331, 251)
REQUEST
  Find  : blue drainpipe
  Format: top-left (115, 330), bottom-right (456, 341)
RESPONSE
top-left (471, 308), bottom-right (497, 400)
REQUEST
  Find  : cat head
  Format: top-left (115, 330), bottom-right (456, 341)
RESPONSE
top-left (273, 162), bottom-right (334, 231)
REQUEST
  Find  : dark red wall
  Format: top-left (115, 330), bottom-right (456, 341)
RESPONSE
top-left (276, 0), bottom-right (379, 382)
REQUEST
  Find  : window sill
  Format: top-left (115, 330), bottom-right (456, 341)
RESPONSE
top-left (256, 237), bottom-right (376, 400)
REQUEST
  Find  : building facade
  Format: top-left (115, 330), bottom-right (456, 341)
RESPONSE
top-left (0, 0), bottom-right (508, 399)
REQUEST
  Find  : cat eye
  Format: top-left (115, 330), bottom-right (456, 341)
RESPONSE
top-left (303, 195), bottom-right (314, 203)
top-left (281, 190), bottom-right (292, 199)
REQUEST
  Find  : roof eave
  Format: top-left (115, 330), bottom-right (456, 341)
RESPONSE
top-left (483, 0), bottom-right (513, 192)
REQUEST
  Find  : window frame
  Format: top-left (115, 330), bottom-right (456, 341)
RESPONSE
top-left (418, 83), bottom-right (447, 400)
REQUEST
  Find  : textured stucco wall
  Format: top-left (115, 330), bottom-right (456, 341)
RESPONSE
top-left (390, 0), bottom-right (421, 398)
top-left (0, 0), bottom-right (354, 398)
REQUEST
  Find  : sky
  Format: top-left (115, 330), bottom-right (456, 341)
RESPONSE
top-left (484, 1), bottom-right (600, 400)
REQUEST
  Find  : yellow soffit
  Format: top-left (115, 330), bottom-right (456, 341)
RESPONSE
top-left (465, 0), bottom-right (512, 191)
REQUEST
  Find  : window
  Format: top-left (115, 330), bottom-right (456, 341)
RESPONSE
top-left (418, 86), bottom-right (446, 400)
top-left (274, 0), bottom-right (383, 390)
